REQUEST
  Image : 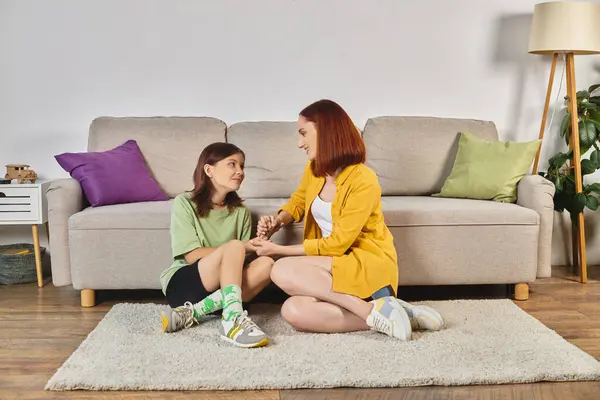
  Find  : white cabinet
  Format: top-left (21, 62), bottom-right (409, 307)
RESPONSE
top-left (0, 181), bottom-right (51, 287)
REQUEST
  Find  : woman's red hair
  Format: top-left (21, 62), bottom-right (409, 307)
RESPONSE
top-left (300, 99), bottom-right (366, 177)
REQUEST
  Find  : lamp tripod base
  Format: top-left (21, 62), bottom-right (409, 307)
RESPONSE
top-left (532, 52), bottom-right (588, 284)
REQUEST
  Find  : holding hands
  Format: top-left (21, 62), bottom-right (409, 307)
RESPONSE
top-left (248, 213), bottom-right (302, 257)
top-left (247, 214), bottom-right (285, 257)
top-left (248, 237), bottom-right (280, 257)
top-left (257, 215), bottom-right (283, 239)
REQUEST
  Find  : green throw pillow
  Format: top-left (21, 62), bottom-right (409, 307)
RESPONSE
top-left (433, 131), bottom-right (541, 203)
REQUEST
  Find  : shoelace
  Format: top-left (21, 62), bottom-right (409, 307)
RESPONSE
top-left (176, 302), bottom-right (197, 330)
top-left (371, 312), bottom-right (392, 334)
top-left (235, 311), bottom-right (260, 332)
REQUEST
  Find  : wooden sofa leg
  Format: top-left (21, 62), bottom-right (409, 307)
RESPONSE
top-left (514, 283), bottom-right (529, 301)
top-left (81, 289), bottom-right (96, 307)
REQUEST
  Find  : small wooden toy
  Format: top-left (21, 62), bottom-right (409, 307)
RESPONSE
top-left (5, 164), bottom-right (38, 184)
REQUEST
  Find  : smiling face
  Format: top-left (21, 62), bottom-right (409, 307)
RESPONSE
top-left (204, 152), bottom-right (245, 193)
top-left (297, 115), bottom-right (318, 161)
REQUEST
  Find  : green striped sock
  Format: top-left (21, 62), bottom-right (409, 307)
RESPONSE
top-left (222, 284), bottom-right (243, 321)
top-left (191, 290), bottom-right (223, 319)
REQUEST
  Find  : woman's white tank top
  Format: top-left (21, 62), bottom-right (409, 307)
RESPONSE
top-left (311, 194), bottom-right (332, 238)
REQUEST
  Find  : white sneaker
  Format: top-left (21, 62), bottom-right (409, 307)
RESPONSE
top-left (219, 311), bottom-right (269, 348)
top-left (391, 298), bottom-right (445, 331)
top-left (161, 302), bottom-right (197, 333)
top-left (366, 296), bottom-right (412, 341)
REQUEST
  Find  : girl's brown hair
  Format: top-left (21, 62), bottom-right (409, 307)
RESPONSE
top-left (300, 99), bottom-right (366, 177)
top-left (191, 142), bottom-right (245, 217)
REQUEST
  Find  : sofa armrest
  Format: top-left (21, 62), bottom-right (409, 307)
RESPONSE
top-left (517, 175), bottom-right (556, 278)
top-left (46, 178), bottom-right (86, 286)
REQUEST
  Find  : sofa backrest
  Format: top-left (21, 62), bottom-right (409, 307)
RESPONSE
top-left (227, 121), bottom-right (307, 198)
top-left (86, 115), bottom-right (500, 200)
top-left (88, 116), bottom-right (227, 198)
top-left (362, 116), bottom-right (499, 196)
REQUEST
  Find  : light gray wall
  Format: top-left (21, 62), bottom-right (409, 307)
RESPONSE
top-left (1, 0), bottom-right (600, 265)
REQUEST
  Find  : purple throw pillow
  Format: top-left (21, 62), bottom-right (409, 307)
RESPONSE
top-left (55, 140), bottom-right (169, 207)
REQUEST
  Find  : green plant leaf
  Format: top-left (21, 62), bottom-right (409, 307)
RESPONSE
top-left (579, 120), bottom-right (597, 148)
top-left (560, 112), bottom-right (571, 137)
top-left (587, 182), bottom-right (600, 195)
top-left (590, 96), bottom-right (600, 106)
top-left (591, 149), bottom-right (600, 168)
top-left (589, 110), bottom-right (600, 137)
top-left (565, 174), bottom-right (576, 185)
top-left (553, 190), bottom-right (567, 212)
top-left (589, 84), bottom-right (600, 95)
top-left (586, 195), bottom-right (599, 211)
top-left (582, 159), bottom-right (596, 175)
top-left (574, 193), bottom-right (588, 213)
top-left (548, 152), bottom-right (569, 169)
top-left (582, 102), bottom-right (599, 110)
top-left (553, 175), bottom-right (564, 191)
top-left (582, 145), bottom-right (593, 156)
top-left (588, 118), bottom-right (600, 133)
top-left (577, 90), bottom-right (590, 101)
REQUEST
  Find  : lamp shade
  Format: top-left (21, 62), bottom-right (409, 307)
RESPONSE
top-left (528, 1), bottom-right (600, 55)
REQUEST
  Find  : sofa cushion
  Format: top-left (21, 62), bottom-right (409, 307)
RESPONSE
top-left (227, 122), bottom-right (308, 198)
top-left (391, 224), bottom-right (538, 286)
top-left (69, 201), bottom-right (173, 230)
top-left (88, 117), bottom-right (227, 198)
top-left (363, 116), bottom-right (499, 196)
top-left (433, 132), bottom-right (541, 203)
top-left (242, 198), bottom-right (290, 217)
top-left (381, 196), bottom-right (539, 227)
top-left (55, 140), bottom-right (168, 207)
top-left (68, 197), bottom-right (304, 236)
top-left (69, 195), bottom-right (538, 230)
top-left (69, 228), bottom-right (172, 290)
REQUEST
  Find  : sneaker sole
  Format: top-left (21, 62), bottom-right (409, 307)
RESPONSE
top-left (220, 334), bottom-right (269, 348)
top-left (369, 297), bottom-right (412, 341)
top-left (161, 312), bottom-right (170, 333)
top-left (415, 307), bottom-right (444, 330)
top-left (393, 307), bottom-right (412, 341)
top-left (393, 300), bottom-right (444, 331)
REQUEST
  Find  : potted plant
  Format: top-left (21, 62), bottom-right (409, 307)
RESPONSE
top-left (539, 83), bottom-right (600, 222)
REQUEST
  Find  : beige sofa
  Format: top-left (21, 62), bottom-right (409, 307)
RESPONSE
top-left (46, 116), bottom-right (555, 307)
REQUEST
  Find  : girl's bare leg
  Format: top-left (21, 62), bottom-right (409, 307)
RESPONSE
top-left (197, 240), bottom-right (246, 291)
top-left (163, 241), bottom-right (274, 341)
top-left (241, 256), bottom-right (274, 302)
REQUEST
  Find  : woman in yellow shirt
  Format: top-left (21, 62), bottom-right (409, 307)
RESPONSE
top-left (253, 99), bottom-right (444, 340)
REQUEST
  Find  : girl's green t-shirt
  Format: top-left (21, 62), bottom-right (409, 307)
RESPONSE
top-left (159, 192), bottom-right (252, 295)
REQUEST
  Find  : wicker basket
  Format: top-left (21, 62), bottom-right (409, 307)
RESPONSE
top-left (0, 243), bottom-right (46, 285)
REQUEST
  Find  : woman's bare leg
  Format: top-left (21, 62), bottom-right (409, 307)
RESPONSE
top-left (270, 256), bottom-right (373, 333)
top-left (281, 295), bottom-right (368, 333)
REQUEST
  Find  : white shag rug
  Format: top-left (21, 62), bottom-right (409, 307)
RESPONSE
top-left (45, 299), bottom-right (600, 391)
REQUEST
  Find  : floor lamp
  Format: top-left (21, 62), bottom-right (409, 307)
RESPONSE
top-left (529, 1), bottom-right (600, 283)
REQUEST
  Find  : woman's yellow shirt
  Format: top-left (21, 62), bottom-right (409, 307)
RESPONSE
top-left (278, 162), bottom-right (398, 299)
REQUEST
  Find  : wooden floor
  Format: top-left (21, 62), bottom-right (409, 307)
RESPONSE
top-left (1, 266), bottom-right (599, 400)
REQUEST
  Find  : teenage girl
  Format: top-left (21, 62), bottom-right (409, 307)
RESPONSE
top-left (160, 142), bottom-right (274, 348)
